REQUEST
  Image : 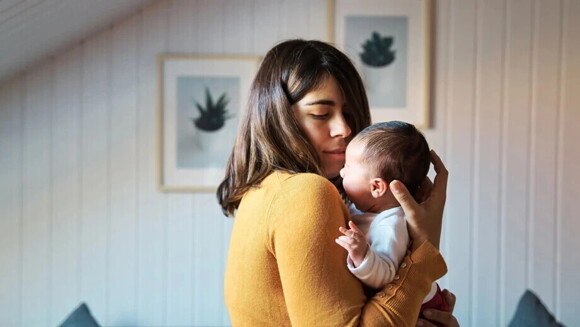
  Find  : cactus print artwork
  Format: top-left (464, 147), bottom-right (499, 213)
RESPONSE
top-left (192, 88), bottom-right (233, 132)
top-left (360, 32), bottom-right (396, 67)
top-left (176, 76), bottom-right (239, 169)
top-left (345, 16), bottom-right (408, 108)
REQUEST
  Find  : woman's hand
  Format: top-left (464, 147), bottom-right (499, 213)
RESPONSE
top-left (390, 150), bottom-right (448, 250)
top-left (417, 289), bottom-right (459, 327)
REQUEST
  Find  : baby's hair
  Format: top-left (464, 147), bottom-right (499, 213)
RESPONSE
top-left (352, 121), bottom-right (430, 197)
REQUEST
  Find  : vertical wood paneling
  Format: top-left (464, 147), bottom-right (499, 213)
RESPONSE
top-left (192, 194), bottom-right (225, 325)
top-left (529, 0), bottom-right (562, 310)
top-left (500, 0), bottom-right (534, 324)
top-left (136, 1), bottom-right (168, 325)
top-left (50, 46), bottom-right (82, 327)
top-left (197, 0), bottom-right (224, 54)
top-left (308, 0), bottom-right (329, 41)
top-left (279, 0), bottom-right (310, 40)
top-left (557, 1), bottom-right (580, 325)
top-left (21, 64), bottom-right (52, 327)
top-left (165, 1), bottom-right (196, 325)
top-left (221, 218), bottom-right (234, 326)
top-left (422, 0), bottom-right (449, 157)
top-left (429, 0), bottom-right (450, 270)
top-left (79, 31), bottom-right (110, 322)
top-left (107, 13), bottom-right (139, 326)
top-left (167, 0), bottom-right (197, 54)
top-left (445, 1), bottom-right (477, 325)
top-left (166, 195), bottom-right (193, 326)
top-left (253, 0), bottom-right (281, 54)
top-left (472, 1), bottom-right (504, 326)
top-left (223, 0), bottom-right (254, 54)
top-left (0, 79), bottom-right (22, 327)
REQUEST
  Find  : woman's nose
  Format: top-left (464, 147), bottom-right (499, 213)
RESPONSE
top-left (330, 114), bottom-right (351, 138)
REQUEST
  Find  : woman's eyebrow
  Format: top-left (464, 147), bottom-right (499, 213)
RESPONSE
top-left (305, 99), bottom-right (335, 106)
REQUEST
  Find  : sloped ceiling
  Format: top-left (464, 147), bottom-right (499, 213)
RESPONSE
top-left (0, 0), bottom-right (157, 85)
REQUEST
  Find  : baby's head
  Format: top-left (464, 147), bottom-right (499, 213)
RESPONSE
top-left (340, 121), bottom-right (430, 212)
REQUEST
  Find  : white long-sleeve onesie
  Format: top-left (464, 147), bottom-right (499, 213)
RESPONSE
top-left (347, 205), bottom-right (437, 303)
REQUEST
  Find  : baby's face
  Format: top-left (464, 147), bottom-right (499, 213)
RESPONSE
top-left (340, 141), bottom-right (374, 211)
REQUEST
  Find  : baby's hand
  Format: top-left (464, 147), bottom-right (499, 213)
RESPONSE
top-left (335, 221), bottom-right (368, 267)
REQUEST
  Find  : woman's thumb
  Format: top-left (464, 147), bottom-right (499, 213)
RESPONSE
top-left (390, 180), bottom-right (417, 216)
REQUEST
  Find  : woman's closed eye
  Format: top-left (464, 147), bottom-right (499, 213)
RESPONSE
top-left (310, 113), bottom-right (329, 119)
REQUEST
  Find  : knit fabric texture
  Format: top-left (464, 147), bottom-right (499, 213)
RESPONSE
top-left (224, 171), bottom-right (447, 326)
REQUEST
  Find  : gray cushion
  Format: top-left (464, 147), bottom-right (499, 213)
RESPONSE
top-left (58, 303), bottom-right (100, 327)
top-left (508, 290), bottom-right (565, 327)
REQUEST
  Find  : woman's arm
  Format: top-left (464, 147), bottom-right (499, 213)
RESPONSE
top-left (270, 174), bottom-right (447, 326)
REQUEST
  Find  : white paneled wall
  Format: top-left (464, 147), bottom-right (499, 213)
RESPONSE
top-left (0, 0), bottom-right (579, 326)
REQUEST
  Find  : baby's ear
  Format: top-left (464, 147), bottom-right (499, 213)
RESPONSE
top-left (370, 178), bottom-right (388, 198)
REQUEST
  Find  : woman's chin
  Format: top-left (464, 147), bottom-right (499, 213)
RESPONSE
top-left (323, 169), bottom-right (342, 180)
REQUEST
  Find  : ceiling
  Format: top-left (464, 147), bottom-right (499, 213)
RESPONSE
top-left (0, 0), bottom-right (157, 85)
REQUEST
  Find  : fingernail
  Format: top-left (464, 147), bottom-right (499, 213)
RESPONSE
top-left (391, 181), bottom-right (401, 193)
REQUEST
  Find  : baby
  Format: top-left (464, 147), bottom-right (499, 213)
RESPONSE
top-left (336, 121), bottom-right (450, 318)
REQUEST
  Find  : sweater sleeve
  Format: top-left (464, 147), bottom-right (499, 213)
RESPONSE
top-left (270, 174), bottom-right (447, 327)
top-left (347, 213), bottom-right (409, 289)
top-left (347, 245), bottom-right (397, 290)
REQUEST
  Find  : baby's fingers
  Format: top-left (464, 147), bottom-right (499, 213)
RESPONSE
top-left (336, 235), bottom-right (358, 246)
top-left (335, 237), bottom-right (353, 251)
top-left (348, 221), bottom-right (364, 235)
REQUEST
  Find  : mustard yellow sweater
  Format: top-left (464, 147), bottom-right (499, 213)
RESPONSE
top-left (224, 171), bottom-right (447, 326)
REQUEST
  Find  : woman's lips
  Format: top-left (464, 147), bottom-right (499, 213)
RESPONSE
top-left (323, 149), bottom-right (346, 160)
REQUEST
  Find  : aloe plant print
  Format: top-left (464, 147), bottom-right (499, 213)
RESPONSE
top-left (192, 88), bottom-right (232, 132)
top-left (360, 31), bottom-right (396, 67)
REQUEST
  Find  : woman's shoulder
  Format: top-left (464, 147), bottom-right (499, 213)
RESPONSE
top-left (257, 171), bottom-right (344, 209)
top-left (267, 171), bottom-right (338, 195)
top-left (266, 171), bottom-right (347, 229)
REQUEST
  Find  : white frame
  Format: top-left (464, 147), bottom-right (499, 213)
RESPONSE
top-left (158, 54), bottom-right (260, 192)
top-left (330, 0), bottom-right (432, 128)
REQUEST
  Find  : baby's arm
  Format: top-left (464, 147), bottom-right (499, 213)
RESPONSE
top-left (338, 214), bottom-right (410, 289)
top-left (335, 221), bottom-right (368, 267)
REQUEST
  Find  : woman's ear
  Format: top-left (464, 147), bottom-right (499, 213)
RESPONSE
top-left (370, 178), bottom-right (388, 198)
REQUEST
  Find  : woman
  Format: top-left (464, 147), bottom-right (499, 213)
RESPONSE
top-left (217, 39), bottom-right (458, 327)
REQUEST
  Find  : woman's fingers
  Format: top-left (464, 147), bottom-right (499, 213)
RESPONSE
top-left (431, 150), bottom-right (448, 177)
top-left (416, 318), bottom-right (437, 327)
top-left (419, 309), bottom-right (459, 327)
top-left (430, 150), bottom-right (449, 204)
top-left (390, 180), bottom-right (419, 217)
top-left (416, 177), bottom-right (433, 203)
top-left (442, 289), bottom-right (456, 312)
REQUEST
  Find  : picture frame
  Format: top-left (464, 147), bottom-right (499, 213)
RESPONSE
top-left (329, 0), bottom-right (432, 128)
top-left (158, 54), bottom-right (260, 192)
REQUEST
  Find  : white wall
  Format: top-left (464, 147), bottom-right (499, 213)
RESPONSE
top-left (0, 0), bottom-right (578, 326)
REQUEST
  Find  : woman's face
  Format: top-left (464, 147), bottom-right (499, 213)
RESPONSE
top-left (292, 75), bottom-right (352, 178)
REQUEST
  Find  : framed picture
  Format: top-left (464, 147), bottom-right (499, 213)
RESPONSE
top-left (158, 54), bottom-right (260, 192)
top-left (330, 0), bottom-right (432, 128)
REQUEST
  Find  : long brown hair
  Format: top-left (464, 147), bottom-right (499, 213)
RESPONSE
top-left (217, 39), bottom-right (371, 216)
